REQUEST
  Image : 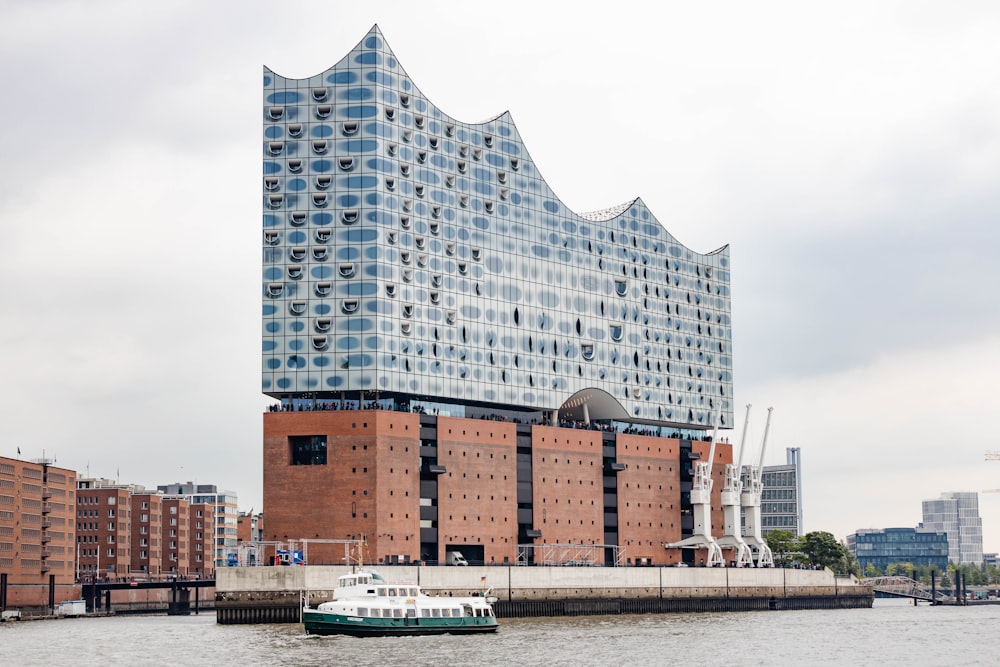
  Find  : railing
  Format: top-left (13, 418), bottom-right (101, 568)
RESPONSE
top-left (861, 576), bottom-right (952, 602)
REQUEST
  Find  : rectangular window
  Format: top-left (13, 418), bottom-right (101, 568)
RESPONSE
top-left (290, 435), bottom-right (328, 465)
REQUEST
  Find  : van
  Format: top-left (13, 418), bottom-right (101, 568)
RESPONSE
top-left (446, 550), bottom-right (468, 566)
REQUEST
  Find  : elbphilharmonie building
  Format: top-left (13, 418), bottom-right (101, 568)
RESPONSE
top-left (262, 27), bottom-right (735, 566)
top-left (262, 26), bottom-right (732, 431)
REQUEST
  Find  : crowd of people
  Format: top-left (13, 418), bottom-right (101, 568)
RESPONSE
top-left (266, 399), bottom-right (721, 442)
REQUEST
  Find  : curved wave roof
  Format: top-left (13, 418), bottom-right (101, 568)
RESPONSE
top-left (262, 25), bottom-right (733, 430)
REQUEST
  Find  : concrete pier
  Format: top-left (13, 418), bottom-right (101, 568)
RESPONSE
top-left (215, 566), bottom-right (873, 624)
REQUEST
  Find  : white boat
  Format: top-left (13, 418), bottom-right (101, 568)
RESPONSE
top-left (302, 569), bottom-right (499, 637)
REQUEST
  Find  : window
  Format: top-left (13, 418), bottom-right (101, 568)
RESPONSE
top-left (290, 435), bottom-right (327, 465)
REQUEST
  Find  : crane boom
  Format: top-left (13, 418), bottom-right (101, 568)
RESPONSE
top-left (735, 403), bottom-right (752, 470)
top-left (756, 407), bottom-right (774, 469)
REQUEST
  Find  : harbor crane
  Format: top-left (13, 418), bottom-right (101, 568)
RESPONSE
top-left (664, 415), bottom-right (725, 567)
top-left (740, 407), bottom-right (775, 567)
top-left (714, 404), bottom-right (755, 567)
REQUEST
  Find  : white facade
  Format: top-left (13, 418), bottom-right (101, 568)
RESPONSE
top-left (921, 492), bottom-right (983, 565)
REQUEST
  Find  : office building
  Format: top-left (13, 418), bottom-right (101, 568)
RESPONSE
top-left (157, 483), bottom-right (238, 568)
top-left (846, 527), bottom-right (949, 573)
top-left (921, 492), bottom-right (983, 565)
top-left (262, 27), bottom-right (734, 565)
top-left (760, 447), bottom-right (803, 536)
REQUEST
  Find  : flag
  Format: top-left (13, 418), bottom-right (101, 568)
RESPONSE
top-left (16, 447), bottom-right (20, 456)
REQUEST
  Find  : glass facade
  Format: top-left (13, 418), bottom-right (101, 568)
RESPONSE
top-left (921, 492), bottom-right (983, 565)
top-left (847, 528), bottom-right (949, 572)
top-left (760, 448), bottom-right (802, 536)
top-left (261, 26), bottom-right (733, 431)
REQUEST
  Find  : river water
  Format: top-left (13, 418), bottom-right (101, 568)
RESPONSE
top-left (3, 599), bottom-right (997, 666)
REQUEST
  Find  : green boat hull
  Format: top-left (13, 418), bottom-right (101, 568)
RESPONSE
top-left (303, 611), bottom-right (498, 637)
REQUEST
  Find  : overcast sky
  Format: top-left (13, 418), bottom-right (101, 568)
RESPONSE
top-left (2, 1), bottom-right (999, 551)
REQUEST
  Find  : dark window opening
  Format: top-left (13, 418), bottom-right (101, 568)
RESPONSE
top-left (290, 435), bottom-right (327, 465)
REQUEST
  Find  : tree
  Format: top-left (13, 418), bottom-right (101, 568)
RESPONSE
top-left (765, 530), bottom-right (800, 567)
top-left (798, 531), bottom-right (846, 571)
top-left (864, 563), bottom-right (880, 577)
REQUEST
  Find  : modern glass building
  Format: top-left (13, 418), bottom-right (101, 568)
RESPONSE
top-left (262, 25), bottom-right (733, 432)
top-left (921, 492), bottom-right (983, 565)
top-left (846, 528), bottom-right (949, 573)
top-left (760, 447), bottom-right (803, 536)
top-left (261, 27), bottom-right (737, 567)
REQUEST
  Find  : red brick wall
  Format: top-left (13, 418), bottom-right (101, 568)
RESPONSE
top-left (263, 410), bottom-right (422, 565)
top-left (616, 434), bottom-right (683, 565)
top-left (530, 426), bottom-right (604, 548)
top-left (262, 415), bottom-right (734, 568)
top-left (436, 417), bottom-right (518, 564)
top-left (1, 459), bottom-right (76, 586)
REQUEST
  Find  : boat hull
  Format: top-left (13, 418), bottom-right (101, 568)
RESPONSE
top-left (303, 610), bottom-right (498, 637)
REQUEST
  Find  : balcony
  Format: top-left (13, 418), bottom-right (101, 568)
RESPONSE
top-left (41, 532), bottom-right (52, 543)
top-left (42, 486), bottom-right (52, 499)
top-left (41, 502), bottom-right (52, 514)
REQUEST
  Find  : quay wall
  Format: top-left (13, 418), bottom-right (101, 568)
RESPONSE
top-left (1, 584), bottom-right (215, 617)
top-left (215, 566), bottom-right (872, 624)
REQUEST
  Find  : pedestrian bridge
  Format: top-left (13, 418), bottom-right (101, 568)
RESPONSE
top-left (860, 576), bottom-right (952, 603)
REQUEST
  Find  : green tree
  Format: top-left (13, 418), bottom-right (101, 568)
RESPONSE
top-left (765, 530), bottom-right (800, 567)
top-left (799, 531), bottom-right (846, 571)
top-left (839, 540), bottom-right (861, 577)
top-left (864, 563), bottom-right (880, 577)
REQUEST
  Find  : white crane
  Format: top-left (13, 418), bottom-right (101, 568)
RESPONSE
top-left (740, 406), bottom-right (775, 567)
top-left (664, 415), bottom-right (725, 567)
top-left (714, 404), bottom-right (755, 567)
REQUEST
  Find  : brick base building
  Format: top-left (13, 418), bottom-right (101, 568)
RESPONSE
top-left (263, 411), bottom-right (731, 567)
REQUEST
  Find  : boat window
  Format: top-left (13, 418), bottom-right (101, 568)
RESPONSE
top-left (358, 608), bottom-right (368, 617)
top-left (378, 588), bottom-right (386, 597)
top-left (409, 588), bottom-right (418, 596)
top-left (432, 609), bottom-right (441, 617)
top-left (387, 588), bottom-right (397, 596)
top-left (393, 609), bottom-right (403, 618)
top-left (421, 609), bottom-right (430, 617)
top-left (406, 608), bottom-right (416, 618)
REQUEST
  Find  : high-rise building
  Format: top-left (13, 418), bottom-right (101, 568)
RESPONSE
top-left (760, 447), bottom-right (803, 536)
top-left (921, 492), bottom-right (983, 565)
top-left (846, 527), bottom-right (949, 573)
top-left (261, 27), bottom-right (734, 566)
top-left (157, 483), bottom-right (237, 568)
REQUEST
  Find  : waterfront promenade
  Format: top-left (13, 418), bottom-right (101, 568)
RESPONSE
top-left (215, 564), bottom-right (871, 623)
